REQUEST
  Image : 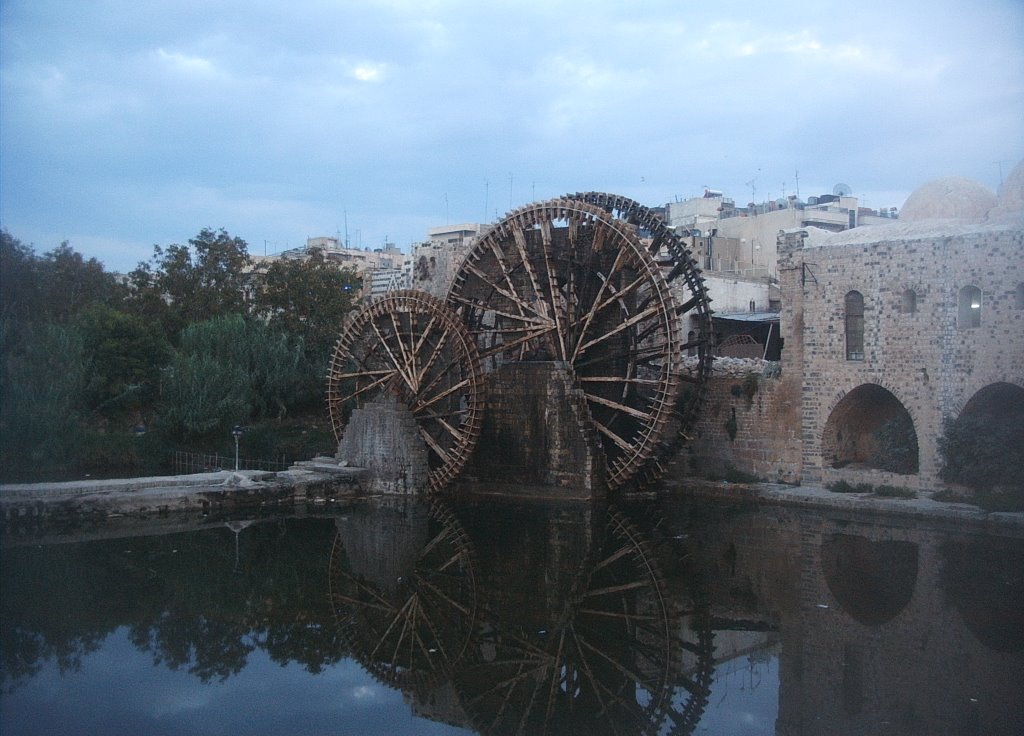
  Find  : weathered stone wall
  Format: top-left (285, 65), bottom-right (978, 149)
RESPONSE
top-left (337, 398), bottom-right (430, 494)
top-left (410, 240), bottom-right (471, 299)
top-left (778, 218), bottom-right (1024, 489)
top-left (677, 359), bottom-right (802, 484)
top-left (465, 362), bottom-right (606, 499)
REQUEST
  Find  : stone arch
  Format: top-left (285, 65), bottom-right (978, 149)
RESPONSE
top-left (957, 285), bottom-right (982, 328)
top-left (940, 382), bottom-right (1024, 493)
top-left (822, 383), bottom-right (919, 474)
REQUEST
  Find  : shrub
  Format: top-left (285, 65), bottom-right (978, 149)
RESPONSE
top-left (938, 414), bottom-right (1024, 495)
top-left (870, 413), bottom-right (919, 474)
top-left (873, 485), bottom-right (917, 499)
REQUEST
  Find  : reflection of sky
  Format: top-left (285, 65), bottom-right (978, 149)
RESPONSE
top-left (695, 654), bottom-right (779, 736)
top-left (0, 627), bottom-right (474, 736)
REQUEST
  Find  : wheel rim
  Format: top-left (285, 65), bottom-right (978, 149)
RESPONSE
top-left (566, 192), bottom-right (715, 487)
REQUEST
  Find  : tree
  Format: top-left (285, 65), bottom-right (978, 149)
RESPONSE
top-left (128, 228), bottom-right (251, 338)
top-left (39, 242), bottom-right (126, 324)
top-left (76, 304), bottom-right (170, 418)
top-left (158, 315), bottom-right (305, 439)
top-left (0, 232), bottom-right (124, 343)
top-left (0, 324), bottom-right (90, 471)
top-left (0, 230), bottom-right (40, 334)
top-left (252, 251), bottom-right (361, 362)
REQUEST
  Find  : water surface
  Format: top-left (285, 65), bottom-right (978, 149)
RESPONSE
top-left (2, 494), bottom-right (1021, 735)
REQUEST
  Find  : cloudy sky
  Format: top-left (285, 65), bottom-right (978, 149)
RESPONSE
top-left (2, 0), bottom-right (1022, 271)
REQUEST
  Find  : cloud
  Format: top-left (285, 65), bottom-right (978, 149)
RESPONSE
top-left (1, 0), bottom-right (1021, 269)
top-left (155, 47), bottom-right (219, 77)
top-left (350, 62), bottom-right (386, 82)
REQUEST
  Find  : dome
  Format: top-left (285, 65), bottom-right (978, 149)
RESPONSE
top-left (900, 176), bottom-right (997, 222)
top-left (991, 159), bottom-right (1024, 216)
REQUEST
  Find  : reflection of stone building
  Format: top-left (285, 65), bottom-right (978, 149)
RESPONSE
top-left (668, 497), bottom-right (1024, 736)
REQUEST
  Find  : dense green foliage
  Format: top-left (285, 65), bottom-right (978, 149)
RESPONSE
top-left (871, 413), bottom-right (919, 475)
top-left (0, 229), bottom-right (360, 481)
top-left (938, 413), bottom-right (1024, 509)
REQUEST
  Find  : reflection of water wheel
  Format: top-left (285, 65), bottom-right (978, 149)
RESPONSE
top-left (328, 500), bottom-right (480, 689)
top-left (457, 509), bottom-right (710, 736)
top-left (566, 192), bottom-right (714, 486)
top-left (447, 199), bottom-right (686, 493)
top-left (326, 290), bottom-right (484, 491)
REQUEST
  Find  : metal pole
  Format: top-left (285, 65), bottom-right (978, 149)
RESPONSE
top-left (232, 425), bottom-right (243, 471)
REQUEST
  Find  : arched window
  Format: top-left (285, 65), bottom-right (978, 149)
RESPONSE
top-left (1016, 283), bottom-right (1024, 310)
top-left (686, 330), bottom-right (697, 357)
top-left (958, 285), bottom-right (982, 328)
top-left (901, 289), bottom-right (917, 314)
top-left (845, 291), bottom-right (864, 360)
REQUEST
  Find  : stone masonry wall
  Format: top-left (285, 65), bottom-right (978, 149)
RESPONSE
top-left (778, 222), bottom-right (1024, 490)
top-left (465, 362), bottom-right (606, 499)
top-left (677, 360), bottom-right (802, 484)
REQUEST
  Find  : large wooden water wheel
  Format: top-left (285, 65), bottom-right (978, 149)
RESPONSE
top-left (326, 290), bottom-right (485, 492)
top-left (447, 197), bottom-right (709, 493)
top-left (455, 509), bottom-right (713, 736)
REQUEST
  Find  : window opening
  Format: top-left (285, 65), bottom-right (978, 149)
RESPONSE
top-left (958, 285), bottom-right (981, 328)
top-left (901, 289), bottom-right (917, 314)
top-left (845, 291), bottom-right (864, 360)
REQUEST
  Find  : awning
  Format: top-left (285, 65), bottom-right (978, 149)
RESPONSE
top-left (712, 311), bottom-right (780, 322)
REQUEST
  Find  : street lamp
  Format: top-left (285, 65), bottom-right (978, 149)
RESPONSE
top-left (232, 425), bottom-right (244, 471)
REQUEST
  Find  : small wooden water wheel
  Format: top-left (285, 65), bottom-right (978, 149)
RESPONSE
top-left (326, 290), bottom-right (485, 492)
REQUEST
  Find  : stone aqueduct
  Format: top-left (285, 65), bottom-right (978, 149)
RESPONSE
top-left (328, 170), bottom-right (1024, 497)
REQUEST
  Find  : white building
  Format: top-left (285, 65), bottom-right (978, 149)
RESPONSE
top-left (666, 188), bottom-right (898, 278)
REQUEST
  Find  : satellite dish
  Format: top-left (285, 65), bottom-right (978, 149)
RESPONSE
top-left (833, 182), bottom-right (853, 197)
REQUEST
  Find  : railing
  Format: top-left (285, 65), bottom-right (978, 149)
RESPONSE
top-left (171, 451), bottom-right (293, 475)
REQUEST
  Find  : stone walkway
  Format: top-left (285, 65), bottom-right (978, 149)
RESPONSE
top-left (676, 479), bottom-right (1024, 531)
top-left (0, 457), bottom-right (364, 520)
top-left (2, 464), bottom-right (1021, 532)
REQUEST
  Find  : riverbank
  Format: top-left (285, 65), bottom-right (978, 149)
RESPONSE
top-left (670, 479), bottom-right (1024, 533)
top-left (2, 464), bottom-right (1022, 533)
top-left (0, 457), bottom-right (364, 522)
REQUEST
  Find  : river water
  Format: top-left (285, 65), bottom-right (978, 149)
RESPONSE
top-left (1, 493), bottom-right (1021, 735)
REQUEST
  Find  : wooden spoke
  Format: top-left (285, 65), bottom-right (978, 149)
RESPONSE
top-left (563, 192), bottom-right (715, 488)
top-left (453, 507), bottom-right (716, 735)
top-left (582, 392), bottom-right (655, 422)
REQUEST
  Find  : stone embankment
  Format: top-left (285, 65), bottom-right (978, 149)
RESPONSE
top-left (0, 457), bottom-right (365, 524)
top-left (4, 463), bottom-right (1021, 537)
